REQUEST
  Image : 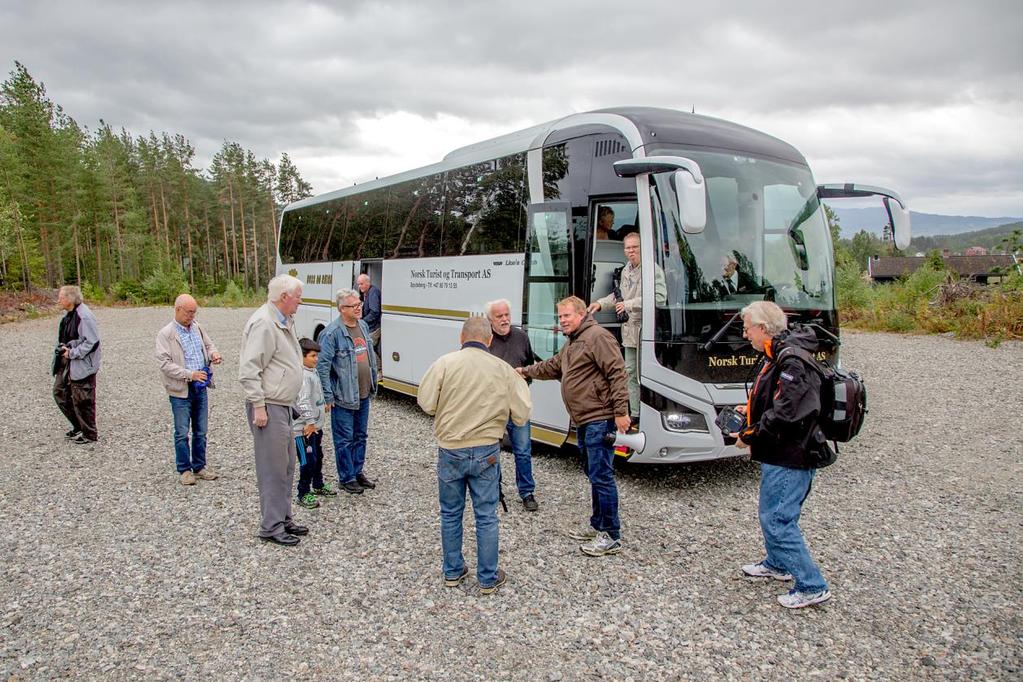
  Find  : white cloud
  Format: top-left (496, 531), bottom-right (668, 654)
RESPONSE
top-left (1, 0), bottom-right (1021, 216)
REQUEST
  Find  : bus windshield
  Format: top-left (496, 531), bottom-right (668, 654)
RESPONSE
top-left (648, 147), bottom-right (835, 341)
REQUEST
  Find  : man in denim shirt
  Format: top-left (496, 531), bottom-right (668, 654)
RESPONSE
top-left (418, 316), bottom-right (531, 594)
top-left (317, 288), bottom-right (379, 495)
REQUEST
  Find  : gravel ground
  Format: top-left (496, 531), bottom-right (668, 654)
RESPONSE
top-left (1, 307), bottom-right (1020, 680)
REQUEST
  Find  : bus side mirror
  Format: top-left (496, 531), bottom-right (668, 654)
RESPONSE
top-left (613, 156), bottom-right (707, 234)
top-left (884, 197), bottom-right (912, 250)
top-left (675, 168), bottom-right (706, 234)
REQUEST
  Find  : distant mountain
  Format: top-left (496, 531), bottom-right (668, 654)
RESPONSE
top-left (826, 206), bottom-right (1022, 238)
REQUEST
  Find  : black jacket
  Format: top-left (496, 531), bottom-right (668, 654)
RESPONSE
top-left (740, 324), bottom-right (826, 469)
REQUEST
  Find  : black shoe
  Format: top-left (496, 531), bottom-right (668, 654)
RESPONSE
top-left (284, 523), bottom-right (309, 536)
top-left (65, 429), bottom-right (81, 440)
top-left (70, 434), bottom-right (96, 445)
top-left (259, 532), bottom-right (300, 546)
top-left (522, 494), bottom-right (539, 512)
top-left (342, 480), bottom-right (365, 495)
top-left (356, 473), bottom-right (376, 489)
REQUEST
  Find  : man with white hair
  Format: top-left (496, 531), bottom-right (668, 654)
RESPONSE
top-left (239, 274), bottom-right (307, 546)
top-left (52, 285), bottom-right (102, 444)
top-left (734, 300), bottom-right (831, 608)
top-left (155, 294), bottom-right (223, 485)
top-left (317, 287), bottom-right (379, 495)
top-left (485, 298), bottom-right (540, 511)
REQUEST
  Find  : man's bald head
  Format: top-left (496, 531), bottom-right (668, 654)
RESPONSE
top-left (174, 294), bottom-right (198, 327)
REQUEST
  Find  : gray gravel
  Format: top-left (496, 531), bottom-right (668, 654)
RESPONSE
top-left (0, 307), bottom-right (1021, 680)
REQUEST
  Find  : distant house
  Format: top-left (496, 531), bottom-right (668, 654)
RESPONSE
top-left (867, 255), bottom-right (1019, 283)
top-left (964, 246), bottom-right (988, 256)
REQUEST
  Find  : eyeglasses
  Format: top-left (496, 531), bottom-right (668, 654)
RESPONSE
top-left (341, 302), bottom-right (363, 309)
top-left (743, 324), bottom-right (763, 333)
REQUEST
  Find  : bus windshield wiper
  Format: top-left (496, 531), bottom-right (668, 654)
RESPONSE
top-left (703, 310), bottom-right (742, 351)
top-left (805, 321), bottom-right (840, 348)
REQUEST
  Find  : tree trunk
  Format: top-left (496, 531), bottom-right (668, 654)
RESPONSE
top-left (159, 182), bottom-right (171, 261)
top-left (266, 189), bottom-right (277, 281)
top-left (204, 206), bottom-right (214, 282)
top-left (13, 203), bottom-right (31, 290)
top-left (111, 186), bottom-right (125, 280)
top-left (237, 179), bottom-right (249, 289)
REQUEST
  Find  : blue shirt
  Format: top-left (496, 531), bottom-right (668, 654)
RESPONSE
top-left (174, 321), bottom-right (205, 371)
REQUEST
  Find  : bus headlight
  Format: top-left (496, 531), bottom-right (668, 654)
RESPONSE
top-left (661, 409), bottom-right (708, 433)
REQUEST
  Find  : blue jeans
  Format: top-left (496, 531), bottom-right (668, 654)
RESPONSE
top-left (506, 419), bottom-right (535, 498)
top-left (295, 430), bottom-right (325, 497)
top-left (438, 444), bottom-right (501, 587)
top-left (579, 420), bottom-right (620, 540)
top-left (331, 397), bottom-right (369, 484)
top-left (758, 463), bottom-right (828, 593)
top-left (169, 384), bottom-right (208, 473)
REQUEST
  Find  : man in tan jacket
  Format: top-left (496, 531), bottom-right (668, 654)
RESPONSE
top-left (239, 275), bottom-right (306, 547)
top-left (155, 294), bottom-right (222, 485)
top-left (418, 316), bottom-right (531, 594)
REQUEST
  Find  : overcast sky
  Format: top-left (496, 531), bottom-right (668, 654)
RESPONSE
top-left (2, 0), bottom-right (1021, 217)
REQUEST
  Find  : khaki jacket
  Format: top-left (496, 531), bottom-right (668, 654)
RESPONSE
top-left (238, 303), bottom-right (303, 408)
top-left (155, 321), bottom-right (219, 398)
top-left (418, 345), bottom-right (532, 449)
top-left (522, 315), bottom-right (629, 425)
top-left (595, 261), bottom-right (667, 348)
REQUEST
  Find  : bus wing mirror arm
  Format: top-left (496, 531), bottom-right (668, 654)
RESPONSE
top-left (816, 183), bottom-right (912, 250)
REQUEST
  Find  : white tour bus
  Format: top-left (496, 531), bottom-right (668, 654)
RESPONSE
top-left (277, 107), bottom-right (910, 463)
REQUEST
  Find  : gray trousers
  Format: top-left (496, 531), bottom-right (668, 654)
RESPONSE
top-left (624, 346), bottom-right (639, 419)
top-left (247, 403), bottom-right (295, 537)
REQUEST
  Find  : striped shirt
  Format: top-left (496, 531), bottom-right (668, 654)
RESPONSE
top-left (174, 321), bottom-right (205, 371)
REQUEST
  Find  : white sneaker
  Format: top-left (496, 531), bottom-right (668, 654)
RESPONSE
top-left (580, 531), bottom-right (622, 557)
top-left (742, 561), bottom-right (793, 581)
top-left (778, 589), bottom-right (831, 609)
top-left (567, 524), bottom-right (598, 541)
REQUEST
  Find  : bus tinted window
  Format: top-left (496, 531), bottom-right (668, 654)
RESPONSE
top-left (442, 153), bottom-right (527, 256)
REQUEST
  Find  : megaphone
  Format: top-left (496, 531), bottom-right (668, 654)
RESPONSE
top-left (603, 430), bottom-right (646, 453)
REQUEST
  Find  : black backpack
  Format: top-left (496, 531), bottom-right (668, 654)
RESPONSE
top-left (777, 346), bottom-right (867, 444)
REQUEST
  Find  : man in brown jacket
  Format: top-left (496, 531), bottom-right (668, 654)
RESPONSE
top-left (155, 294), bottom-right (222, 485)
top-left (519, 296), bottom-right (630, 556)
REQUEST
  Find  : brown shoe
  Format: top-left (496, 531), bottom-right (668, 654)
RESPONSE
top-left (195, 467), bottom-right (219, 481)
top-left (180, 470), bottom-right (197, 486)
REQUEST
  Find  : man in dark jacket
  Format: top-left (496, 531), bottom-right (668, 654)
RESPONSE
top-left (519, 296), bottom-right (630, 556)
top-left (486, 299), bottom-right (542, 511)
top-left (733, 300), bottom-right (831, 608)
top-left (357, 273), bottom-right (382, 372)
top-left (53, 285), bottom-right (102, 444)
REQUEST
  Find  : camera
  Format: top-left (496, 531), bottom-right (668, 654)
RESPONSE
top-left (714, 407), bottom-right (746, 435)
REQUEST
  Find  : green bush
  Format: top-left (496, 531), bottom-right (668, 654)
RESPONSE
top-left (203, 280), bottom-right (263, 308)
top-left (110, 278), bottom-right (145, 304)
top-left (141, 266), bottom-right (189, 305)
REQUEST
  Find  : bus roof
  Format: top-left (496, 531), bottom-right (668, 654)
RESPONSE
top-left (284, 107), bottom-right (806, 212)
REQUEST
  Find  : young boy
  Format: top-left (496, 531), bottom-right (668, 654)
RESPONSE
top-left (293, 338), bottom-right (337, 508)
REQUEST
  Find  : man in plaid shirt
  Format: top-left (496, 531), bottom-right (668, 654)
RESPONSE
top-left (156, 294), bottom-right (223, 485)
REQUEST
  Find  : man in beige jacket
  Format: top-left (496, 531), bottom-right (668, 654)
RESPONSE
top-left (417, 316), bottom-right (531, 594)
top-left (239, 275), bottom-right (307, 547)
top-left (155, 294), bottom-right (222, 485)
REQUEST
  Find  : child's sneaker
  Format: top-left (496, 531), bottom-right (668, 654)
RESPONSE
top-left (312, 483), bottom-right (338, 497)
top-left (297, 493), bottom-right (320, 509)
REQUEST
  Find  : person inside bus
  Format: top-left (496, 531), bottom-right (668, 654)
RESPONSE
top-left (587, 231), bottom-right (666, 424)
top-left (714, 252), bottom-right (757, 298)
top-left (357, 273), bottom-right (382, 373)
top-left (595, 206), bottom-right (617, 240)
